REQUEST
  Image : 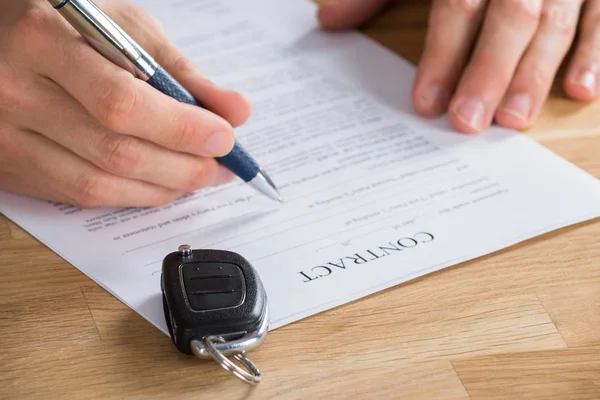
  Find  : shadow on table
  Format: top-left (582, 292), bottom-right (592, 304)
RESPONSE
top-left (101, 294), bottom-right (260, 398)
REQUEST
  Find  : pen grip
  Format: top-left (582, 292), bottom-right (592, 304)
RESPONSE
top-left (146, 66), bottom-right (260, 182)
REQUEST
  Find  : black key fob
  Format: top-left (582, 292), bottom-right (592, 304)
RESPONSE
top-left (161, 244), bottom-right (269, 360)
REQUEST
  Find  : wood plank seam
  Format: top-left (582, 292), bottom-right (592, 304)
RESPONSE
top-left (450, 363), bottom-right (473, 400)
top-left (81, 286), bottom-right (103, 340)
top-left (451, 361), bottom-right (474, 400)
top-left (534, 293), bottom-right (569, 347)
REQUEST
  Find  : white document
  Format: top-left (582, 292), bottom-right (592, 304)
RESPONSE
top-left (1, 0), bottom-right (599, 333)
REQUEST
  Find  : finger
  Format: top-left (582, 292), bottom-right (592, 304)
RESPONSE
top-left (108, 2), bottom-right (252, 127)
top-left (317, 0), bottom-right (390, 30)
top-left (0, 127), bottom-right (183, 208)
top-left (496, 0), bottom-right (584, 129)
top-left (564, 0), bottom-right (600, 101)
top-left (37, 21), bottom-right (236, 159)
top-left (20, 76), bottom-right (235, 192)
top-left (412, 0), bottom-right (488, 117)
top-left (448, 0), bottom-right (544, 133)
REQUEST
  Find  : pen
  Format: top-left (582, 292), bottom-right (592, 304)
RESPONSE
top-left (47, 0), bottom-right (282, 203)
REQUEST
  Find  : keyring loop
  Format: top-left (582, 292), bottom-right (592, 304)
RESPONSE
top-left (202, 336), bottom-right (262, 385)
top-left (190, 306), bottom-right (270, 360)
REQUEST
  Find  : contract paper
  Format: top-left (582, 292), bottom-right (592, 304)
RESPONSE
top-left (1, 0), bottom-right (599, 332)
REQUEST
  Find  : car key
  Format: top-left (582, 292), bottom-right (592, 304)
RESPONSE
top-left (161, 244), bottom-right (269, 384)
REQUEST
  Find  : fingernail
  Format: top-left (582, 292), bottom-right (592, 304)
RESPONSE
top-left (453, 98), bottom-right (486, 131)
top-left (420, 85), bottom-right (447, 112)
top-left (205, 131), bottom-right (234, 156)
top-left (500, 94), bottom-right (531, 121)
top-left (571, 69), bottom-right (597, 94)
top-left (214, 166), bottom-right (235, 186)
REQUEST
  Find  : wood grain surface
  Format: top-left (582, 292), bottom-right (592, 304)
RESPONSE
top-left (1, 1), bottom-right (599, 399)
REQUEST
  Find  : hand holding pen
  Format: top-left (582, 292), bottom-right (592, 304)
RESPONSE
top-left (0, 0), bottom-right (280, 207)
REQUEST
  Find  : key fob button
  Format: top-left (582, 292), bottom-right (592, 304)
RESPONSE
top-left (161, 248), bottom-right (268, 356)
top-left (182, 262), bottom-right (245, 311)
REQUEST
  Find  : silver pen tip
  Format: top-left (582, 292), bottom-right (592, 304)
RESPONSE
top-left (249, 169), bottom-right (283, 203)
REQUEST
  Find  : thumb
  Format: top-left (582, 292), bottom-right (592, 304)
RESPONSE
top-left (317, 0), bottom-right (390, 30)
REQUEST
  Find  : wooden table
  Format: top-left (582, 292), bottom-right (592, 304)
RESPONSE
top-left (2, 2), bottom-right (600, 399)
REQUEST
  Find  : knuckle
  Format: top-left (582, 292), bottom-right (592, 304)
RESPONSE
top-left (8, 5), bottom-right (49, 54)
top-left (16, 5), bottom-right (47, 30)
top-left (500, 0), bottom-right (542, 22)
top-left (94, 74), bottom-right (141, 132)
top-left (0, 128), bottom-right (16, 156)
top-left (72, 171), bottom-right (108, 208)
top-left (128, 4), bottom-right (162, 30)
top-left (0, 76), bottom-right (22, 112)
top-left (169, 110), bottom-right (201, 150)
top-left (541, 5), bottom-right (577, 36)
top-left (171, 55), bottom-right (197, 76)
top-left (101, 135), bottom-right (143, 175)
top-left (529, 65), bottom-right (553, 88)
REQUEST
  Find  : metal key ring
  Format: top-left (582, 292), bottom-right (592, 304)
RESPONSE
top-left (191, 306), bottom-right (269, 359)
top-left (202, 336), bottom-right (262, 385)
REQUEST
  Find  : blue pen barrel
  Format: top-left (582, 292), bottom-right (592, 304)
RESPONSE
top-left (146, 66), bottom-right (260, 183)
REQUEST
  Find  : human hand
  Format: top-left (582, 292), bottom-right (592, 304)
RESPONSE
top-left (0, 0), bottom-right (251, 208)
top-left (317, 0), bottom-right (598, 133)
